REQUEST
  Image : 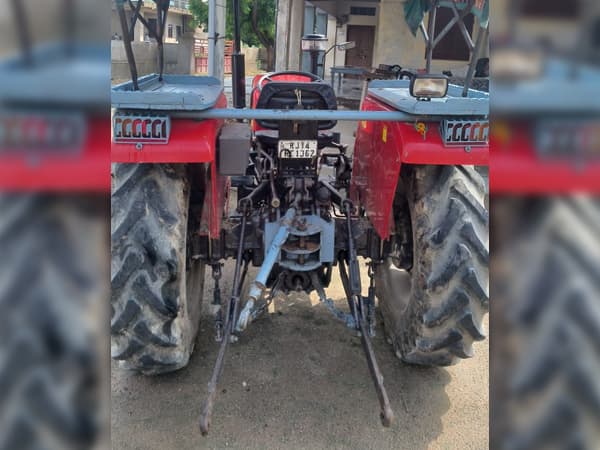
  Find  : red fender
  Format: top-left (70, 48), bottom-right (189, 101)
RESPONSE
top-left (0, 116), bottom-right (110, 192)
top-left (351, 95), bottom-right (489, 240)
top-left (111, 93), bottom-right (228, 238)
top-left (490, 123), bottom-right (600, 194)
top-left (111, 93), bottom-right (227, 163)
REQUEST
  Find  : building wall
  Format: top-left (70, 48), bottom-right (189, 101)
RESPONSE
top-left (276, 0), bottom-right (306, 71)
top-left (111, 3), bottom-right (197, 82)
top-left (111, 39), bottom-right (194, 82)
top-left (324, 15), bottom-right (337, 76)
top-left (111, 6), bottom-right (193, 44)
top-left (492, 0), bottom-right (584, 51)
top-left (299, 0), bottom-right (489, 78)
top-left (241, 46), bottom-right (262, 74)
top-left (372, 0), bottom-right (489, 76)
top-left (330, 1), bottom-right (380, 70)
top-left (344, 2), bottom-right (378, 27)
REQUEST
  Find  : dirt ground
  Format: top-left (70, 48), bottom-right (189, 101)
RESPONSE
top-left (111, 260), bottom-right (489, 450)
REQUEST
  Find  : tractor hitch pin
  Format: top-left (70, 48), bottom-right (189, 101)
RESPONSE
top-left (199, 213), bottom-right (249, 436)
top-left (340, 201), bottom-right (395, 427)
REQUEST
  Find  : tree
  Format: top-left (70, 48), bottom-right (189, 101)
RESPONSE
top-left (189, 0), bottom-right (276, 70)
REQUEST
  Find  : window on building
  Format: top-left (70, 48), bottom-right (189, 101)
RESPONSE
top-left (168, 24), bottom-right (173, 38)
top-left (148, 18), bottom-right (158, 38)
top-left (520, 0), bottom-right (579, 19)
top-left (428, 7), bottom-right (474, 61)
top-left (350, 7), bottom-right (376, 17)
top-left (176, 25), bottom-right (182, 39)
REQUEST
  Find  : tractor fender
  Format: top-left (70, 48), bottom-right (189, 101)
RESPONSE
top-left (351, 94), bottom-right (488, 240)
top-left (111, 94), bottom-right (227, 163)
top-left (111, 94), bottom-right (228, 238)
top-left (0, 117), bottom-right (110, 192)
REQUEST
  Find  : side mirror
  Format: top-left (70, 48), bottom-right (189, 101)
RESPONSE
top-left (409, 74), bottom-right (449, 99)
top-left (336, 41), bottom-right (356, 51)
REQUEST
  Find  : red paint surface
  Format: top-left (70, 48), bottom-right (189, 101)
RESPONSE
top-left (111, 94), bottom-right (227, 163)
top-left (351, 95), bottom-right (489, 240)
top-left (110, 92), bottom-right (228, 236)
top-left (490, 125), bottom-right (600, 194)
top-left (207, 163), bottom-right (229, 238)
top-left (0, 117), bottom-right (110, 192)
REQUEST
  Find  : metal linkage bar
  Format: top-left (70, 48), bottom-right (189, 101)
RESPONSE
top-left (463, 26), bottom-right (489, 97)
top-left (155, 0), bottom-right (170, 81)
top-left (199, 214), bottom-right (249, 436)
top-left (116, 0), bottom-right (170, 90)
top-left (116, 0), bottom-right (139, 90)
top-left (174, 108), bottom-right (438, 122)
top-left (431, 0), bottom-right (475, 51)
top-left (339, 201), bottom-right (395, 427)
top-left (423, 0), bottom-right (486, 95)
top-left (236, 205), bottom-right (297, 331)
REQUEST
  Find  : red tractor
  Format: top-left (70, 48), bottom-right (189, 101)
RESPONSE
top-left (111, 0), bottom-right (488, 433)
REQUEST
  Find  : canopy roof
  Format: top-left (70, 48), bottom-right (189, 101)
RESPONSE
top-left (404, 0), bottom-right (489, 35)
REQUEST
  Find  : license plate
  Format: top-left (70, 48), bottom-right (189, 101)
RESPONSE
top-left (442, 119), bottom-right (489, 146)
top-left (278, 140), bottom-right (317, 158)
top-left (113, 113), bottom-right (170, 144)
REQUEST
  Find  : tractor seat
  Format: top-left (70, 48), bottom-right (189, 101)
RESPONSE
top-left (255, 81), bottom-right (338, 131)
top-left (255, 129), bottom-right (337, 149)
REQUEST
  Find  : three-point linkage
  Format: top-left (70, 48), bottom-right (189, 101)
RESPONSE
top-left (200, 197), bottom-right (395, 435)
top-left (199, 210), bottom-right (249, 435)
top-left (339, 200), bottom-right (395, 427)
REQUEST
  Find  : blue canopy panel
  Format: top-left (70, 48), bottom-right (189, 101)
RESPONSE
top-left (367, 80), bottom-right (489, 116)
top-left (112, 74), bottom-right (224, 111)
top-left (404, 0), bottom-right (489, 36)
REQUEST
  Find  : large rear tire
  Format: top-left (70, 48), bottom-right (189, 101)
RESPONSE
top-left (111, 164), bottom-right (206, 375)
top-left (376, 165), bottom-right (489, 366)
top-left (491, 197), bottom-right (600, 449)
top-left (0, 195), bottom-right (106, 449)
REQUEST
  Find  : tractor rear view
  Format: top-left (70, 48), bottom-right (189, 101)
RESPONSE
top-left (111, 0), bottom-right (489, 433)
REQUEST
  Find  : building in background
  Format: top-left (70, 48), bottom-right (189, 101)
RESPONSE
top-left (111, 0), bottom-right (195, 43)
top-left (493, 0), bottom-right (600, 58)
top-left (277, 0), bottom-right (490, 79)
top-left (110, 1), bottom-right (201, 80)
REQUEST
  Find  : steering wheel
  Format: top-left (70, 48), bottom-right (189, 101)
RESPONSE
top-left (257, 71), bottom-right (323, 92)
top-left (396, 70), bottom-right (417, 81)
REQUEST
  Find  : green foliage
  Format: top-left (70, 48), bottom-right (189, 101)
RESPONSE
top-left (189, 0), bottom-right (276, 48)
top-left (189, 0), bottom-right (209, 29)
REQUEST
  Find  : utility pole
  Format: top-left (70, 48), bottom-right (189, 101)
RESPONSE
top-left (208, 0), bottom-right (226, 83)
top-left (232, 0), bottom-right (246, 108)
